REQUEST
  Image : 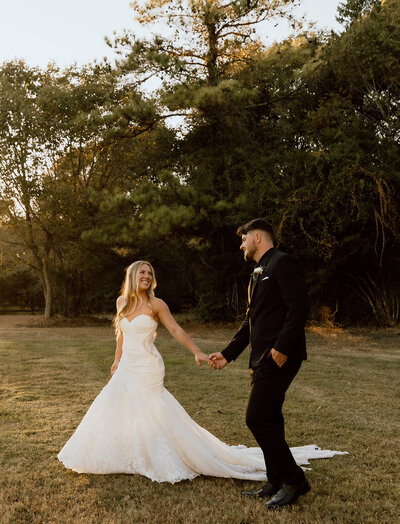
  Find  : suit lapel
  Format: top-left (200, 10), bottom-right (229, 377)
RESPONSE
top-left (249, 274), bottom-right (259, 305)
top-left (249, 248), bottom-right (277, 307)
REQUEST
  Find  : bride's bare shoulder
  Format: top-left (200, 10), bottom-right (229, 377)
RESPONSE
top-left (116, 295), bottom-right (127, 309)
top-left (150, 297), bottom-right (168, 313)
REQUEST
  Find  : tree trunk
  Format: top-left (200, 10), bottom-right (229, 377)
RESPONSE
top-left (42, 259), bottom-right (52, 320)
top-left (205, 16), bottom-right (218, 85)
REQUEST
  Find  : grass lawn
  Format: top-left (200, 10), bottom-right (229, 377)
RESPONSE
top-left (0, 316), bottom-right (399, 523)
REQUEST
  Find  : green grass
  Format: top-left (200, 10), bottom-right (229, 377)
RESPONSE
top-left (0, 322), bottom-right (399, 523)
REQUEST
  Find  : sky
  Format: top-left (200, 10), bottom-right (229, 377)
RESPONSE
top-left (0, 0), bottom-right (343, 69)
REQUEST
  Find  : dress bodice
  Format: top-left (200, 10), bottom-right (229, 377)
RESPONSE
top-left (120, 314), bottom-right (159, 359)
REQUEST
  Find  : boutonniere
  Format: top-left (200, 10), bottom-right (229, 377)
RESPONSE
top-left (252, 266), bottom-right (264, 279)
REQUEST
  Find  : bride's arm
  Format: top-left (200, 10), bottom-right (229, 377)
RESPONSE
top-left (111, 297), bottom-right (124, 374)
top-left (154, 299), bottom-right (209, 367)
top-left (111, 331), bottom-right (123, 375)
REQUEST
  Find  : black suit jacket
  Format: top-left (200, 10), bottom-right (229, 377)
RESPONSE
top-left (221, 247), bottom-right (308, 369)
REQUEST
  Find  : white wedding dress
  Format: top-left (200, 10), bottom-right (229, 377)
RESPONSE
top-left (58, 314), bottom-right (346, 483)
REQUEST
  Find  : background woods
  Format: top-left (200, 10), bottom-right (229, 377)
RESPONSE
top-left (0, 0), bottom-right (399, 325)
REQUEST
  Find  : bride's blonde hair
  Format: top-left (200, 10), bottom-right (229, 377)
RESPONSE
top-left (113, 260), bottom-right (157, 335)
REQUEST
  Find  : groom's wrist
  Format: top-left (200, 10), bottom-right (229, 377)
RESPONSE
top-left (221, 349), bottom-right (231, 363)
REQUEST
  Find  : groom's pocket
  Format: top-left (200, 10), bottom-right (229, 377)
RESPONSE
top-left (253, 356), bottom-right (280, 379)
top-left (268, 354), bottom-right (282, 369)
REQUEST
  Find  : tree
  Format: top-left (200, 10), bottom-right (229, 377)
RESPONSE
top-left (109, 0), bottom-right (400, 324)
top-left (97, 0), bottom-right (308, 319)
top-left (279, 1), bottom-right (400, 325)
top-left (0, 60), bottom-right (162, 318)
top-left (112, 0), bottom-right (301, 85)
top-left (337, 0), bottom-right (382, 27)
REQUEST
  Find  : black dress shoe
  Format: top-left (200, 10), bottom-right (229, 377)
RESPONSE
top-left (266, 479), bottom-right (310, 509)
top-left (241, 481), bottom-right (280, 498)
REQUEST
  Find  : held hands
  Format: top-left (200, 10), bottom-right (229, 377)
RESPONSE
top-left (206, 349), bottom-right (287, 370)
top-left (194, 351), bottom-right (227, 369)
top-left (208, 352), bottom-right (228, 370)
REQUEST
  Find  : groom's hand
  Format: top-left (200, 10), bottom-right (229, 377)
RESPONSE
top-left (268, 348), bottom-right (288, 368)
top-left (208, 352), bottom-right (228, 370)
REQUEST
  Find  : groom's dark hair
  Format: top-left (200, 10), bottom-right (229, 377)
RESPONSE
top-left (237, 218), bottom-right (275, 242)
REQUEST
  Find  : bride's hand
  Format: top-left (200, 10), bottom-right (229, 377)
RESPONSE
top-left (195, 352), bottom-right (210, 367)
top-left (111, 360), bottom-right (119, 375)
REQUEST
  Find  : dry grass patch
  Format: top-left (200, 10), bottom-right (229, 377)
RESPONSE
top-left (0, 316), bottom-right (399, 523)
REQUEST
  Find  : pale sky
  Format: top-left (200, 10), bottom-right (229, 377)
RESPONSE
top-left (0, 0), bottom-right (343, 68)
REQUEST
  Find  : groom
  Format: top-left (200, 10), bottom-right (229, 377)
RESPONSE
top-left (209, 218), bottom-right (310, 509)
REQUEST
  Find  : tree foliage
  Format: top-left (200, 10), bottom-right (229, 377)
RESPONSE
top-left (337, 0), bottom-right (382, 26)
top-left (0, 61), bottom-right (166, 317)
top-left (1, 0), bottom-right (399, 326)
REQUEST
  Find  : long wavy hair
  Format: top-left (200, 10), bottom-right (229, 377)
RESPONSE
top-left (113, 260), bottom-right (157, 336)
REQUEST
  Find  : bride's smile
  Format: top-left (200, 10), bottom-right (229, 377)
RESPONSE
top-left (138, 266), bottom-right (152, 290)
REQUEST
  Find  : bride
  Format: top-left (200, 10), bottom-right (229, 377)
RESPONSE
top-left (58, 260), bottom-right (344, 483)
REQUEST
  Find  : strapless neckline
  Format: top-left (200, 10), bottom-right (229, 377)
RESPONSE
top-left (122, 314), bottom-right (158, 325)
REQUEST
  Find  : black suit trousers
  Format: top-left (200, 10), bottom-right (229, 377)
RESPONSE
top-left (245, 356), bottom-right (305, 487)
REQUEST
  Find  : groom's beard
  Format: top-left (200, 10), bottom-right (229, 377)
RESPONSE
top-left (244, 247), bottom-right (256, 262)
